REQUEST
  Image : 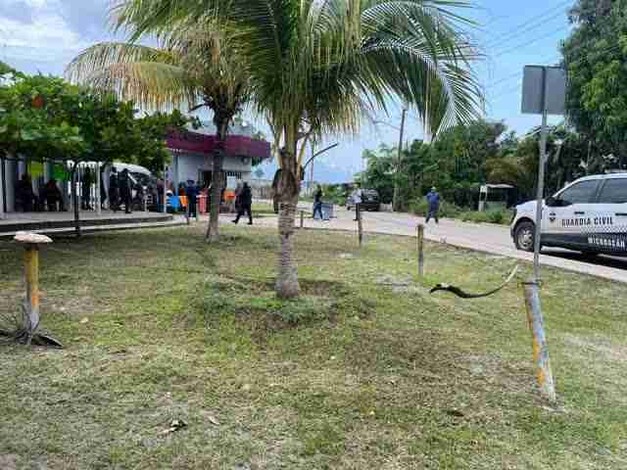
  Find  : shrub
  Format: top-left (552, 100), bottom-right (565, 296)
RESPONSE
top-left (409, 198), bottom-right (462, 218)
top-left (459, 208), bottom-right (512, 225)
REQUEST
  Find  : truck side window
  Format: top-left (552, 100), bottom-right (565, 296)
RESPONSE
top-left (597, 178), bottom-right (627, 204)
top-left (557, 180), bottom-right (599, 205)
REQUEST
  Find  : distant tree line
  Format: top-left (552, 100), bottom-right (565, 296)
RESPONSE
top-left (359, 120), bottom-right (610, 211)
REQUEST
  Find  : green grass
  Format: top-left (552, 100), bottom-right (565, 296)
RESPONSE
top-left (0, 224), bottom-right (626, 469)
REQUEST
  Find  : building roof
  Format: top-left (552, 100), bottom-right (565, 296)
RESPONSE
top-left (167, 128), bottom-right (272, 160)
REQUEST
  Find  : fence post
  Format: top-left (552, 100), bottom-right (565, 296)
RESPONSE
top-left (417, 223), bottom-right (424, 277)
top-left (357, 204), bottom-right (363, 247)
top-left (300, 210), bottom-right (304, 229)
top-left (523, 281), bottom-right (557, 403)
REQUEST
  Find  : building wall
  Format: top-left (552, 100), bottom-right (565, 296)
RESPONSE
top-left (169, 151), bottom-right (254, 186)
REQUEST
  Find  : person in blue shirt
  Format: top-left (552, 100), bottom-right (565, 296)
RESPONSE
top-left (425, 186), bottom-right (440, 224)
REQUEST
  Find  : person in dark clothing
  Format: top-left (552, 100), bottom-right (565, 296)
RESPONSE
top-left (233, 182), bottom-right (243, 214)
top-left (186, 180), bottom-right (199, 218)
top-left (81, 167), bottom-right (93, 210)
top-left (156, 178), bottom-right (164, 212)
top-left (44, 179), bottom-right (62, 211)
top-left (100, 167), bottom-right (107, 210)
top-left (109, 168), bottom-right (120, 212)
top-left (425, 186), bottom-right (440, 224)
top-left (16, 174), bottom-right (34, 212)
top-left (232, 182), bottom-right (253, 225)
top-left (119, 169), bottom-right (132, 214)
top-left (271, 169), bottom-right (281, 214)
top-left (313, 185), bottom-right (323, 220)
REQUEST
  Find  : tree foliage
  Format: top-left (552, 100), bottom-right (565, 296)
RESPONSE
top-left (0, 65), bottom-right (85, 160)
top-left (114, 0), bottom-right (483, 298)
top-left (67, 21), bottom-right (251, 242)
top-left (361, 121), bottom-right (592, 210)
top-left (0, 65), bottom-right (184, 170)
top-left (562, 0), bottom-right (627, 165)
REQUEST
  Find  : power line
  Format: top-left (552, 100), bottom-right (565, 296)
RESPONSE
top-left (481, 0), bottom-right (572, 48)
top-left (491, 26), bottom-right (570, 59)
top-left (483, 10), bottom-right (568, 50)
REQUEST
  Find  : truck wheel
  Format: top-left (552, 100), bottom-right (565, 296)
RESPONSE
top-left (514, 220), bottom-right (535, 252)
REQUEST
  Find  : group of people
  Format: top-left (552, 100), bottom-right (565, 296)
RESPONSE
top-left (108, 168), bottom-right (135, 214)
top-left (15, 174), bottom-right (64, 212)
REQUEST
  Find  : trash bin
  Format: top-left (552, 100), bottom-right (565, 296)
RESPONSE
top-left (321, 202), bottom-right (334, 220)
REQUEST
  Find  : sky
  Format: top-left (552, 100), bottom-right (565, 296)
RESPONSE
top-left (0, 0), bottom-right (573, 182)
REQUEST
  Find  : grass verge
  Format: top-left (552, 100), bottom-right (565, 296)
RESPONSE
top-left (0, 224), bottom-right (626, 469)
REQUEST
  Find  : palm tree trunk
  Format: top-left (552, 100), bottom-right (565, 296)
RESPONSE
top-left (206, 150), bottom-right (224, 241)
top-left (275, 148), bottom-right (301, 298)
top-left (206, 120), bottom-right (228, 242)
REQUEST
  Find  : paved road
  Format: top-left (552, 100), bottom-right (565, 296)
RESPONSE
top-left (250, 205), bottom-right (627, 284)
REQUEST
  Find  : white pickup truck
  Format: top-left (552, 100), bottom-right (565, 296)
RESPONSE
top-left (511, 173), bottom-right (627, 256)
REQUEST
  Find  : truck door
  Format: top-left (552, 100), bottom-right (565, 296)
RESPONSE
top-left (543, 179), bottom-right (601, 250)
top-left (589, 178), bottom-right (627, 254)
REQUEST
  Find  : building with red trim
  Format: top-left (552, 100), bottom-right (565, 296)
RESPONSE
top-left (165, 122), bottom-right (272, 189)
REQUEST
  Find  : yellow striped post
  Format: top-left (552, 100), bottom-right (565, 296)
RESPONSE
top-left (14, 232), bottom-right (52, 344)
top-left (523, 280), bottom-right (556, 403)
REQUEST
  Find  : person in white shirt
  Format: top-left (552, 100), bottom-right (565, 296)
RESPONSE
top-left (350, 182), bottom-right (363, 221)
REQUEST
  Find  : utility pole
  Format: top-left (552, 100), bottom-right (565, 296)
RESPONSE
top-left (393, 108), bottom-right (407, 212)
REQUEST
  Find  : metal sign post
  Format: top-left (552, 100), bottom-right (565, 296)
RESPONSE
top-left (520, 65), bottom-right (566, 404)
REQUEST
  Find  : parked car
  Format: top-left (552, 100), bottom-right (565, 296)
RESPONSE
top-left (346, 189), bottom-right (381, 212)
top-left (511, 173), bottom-right (627, 256)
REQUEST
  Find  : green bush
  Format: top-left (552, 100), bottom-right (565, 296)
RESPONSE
top-left (459, 208), bottom-right (512, 225)
top-left (409, 198), bottom-right (462, 218)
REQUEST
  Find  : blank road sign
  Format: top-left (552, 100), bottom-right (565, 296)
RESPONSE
top-left (521, 65), bottom-right (566, 115)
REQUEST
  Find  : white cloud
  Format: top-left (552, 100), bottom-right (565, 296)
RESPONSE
top-left (0, 0), bottom-right (106, 73)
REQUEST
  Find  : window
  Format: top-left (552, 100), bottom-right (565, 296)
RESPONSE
top-left (598, 178), bottom-right (627, 204)
top-left (557, 180), bottom-right (599, 204)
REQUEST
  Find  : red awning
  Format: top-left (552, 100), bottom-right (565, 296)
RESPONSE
top-left (167, 130), bottom-right (271, 159)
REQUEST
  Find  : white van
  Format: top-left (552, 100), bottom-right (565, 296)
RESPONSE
top-left (511, 173), bottom-right (627, 256)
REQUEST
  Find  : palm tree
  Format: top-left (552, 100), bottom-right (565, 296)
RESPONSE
top-left (66, 22), bottom-right (250, 242)
top-left (116, 0), bottom-right (483, 298)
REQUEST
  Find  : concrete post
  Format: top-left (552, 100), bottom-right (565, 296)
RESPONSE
top-left (13, 232), bottom-right (52, 344)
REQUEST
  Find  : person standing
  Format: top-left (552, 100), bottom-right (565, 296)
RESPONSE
top-left (16, 174), bottom-right (34, 212)
top-left (425, 186), bottom-right (441, 224)
top-left (156, 178), bottom-right (164, 212)
top-left (109, 167), bottom-right (120, 212)
top-left (100, 166), bottom-right (107, 210)
top-left (350, 182), bottom-right (363, 221)
top-left (119, 169), bottom-right (132, 214)
top-left (313, 185), bottom-right (323, 220)
top-left (81, 167), bottom-right (93, 210)
top-left (44, 179), bottom-right (62, 211)
top-left (186, 180), bottom-right (199, 218)
top-left (232, 182), bottom-right (253, 225)
top-left (233, 181), bottom-right (243, 215)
